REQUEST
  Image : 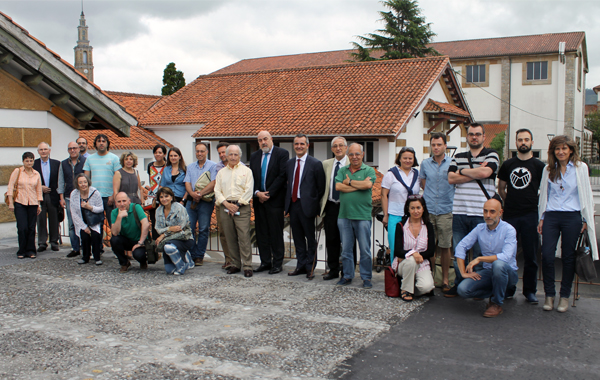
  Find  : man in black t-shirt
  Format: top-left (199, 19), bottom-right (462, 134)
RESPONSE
top-left (498, 128), bottom-right (545, 304)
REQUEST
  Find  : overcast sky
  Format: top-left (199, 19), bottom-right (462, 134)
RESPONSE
top-left (1, 0), bottom-right (599, 96)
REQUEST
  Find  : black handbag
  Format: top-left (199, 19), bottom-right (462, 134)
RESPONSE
top-left (575, 229), bottom-right (597, 282)
top-left (81, 190), bottom-right (105, 226)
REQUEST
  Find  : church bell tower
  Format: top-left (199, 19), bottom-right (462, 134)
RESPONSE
top-left (74, 10), bottom-right (94, 82)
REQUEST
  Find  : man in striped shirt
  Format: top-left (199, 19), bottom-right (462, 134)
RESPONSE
top-left (445, 123), bottom-right (499, 297)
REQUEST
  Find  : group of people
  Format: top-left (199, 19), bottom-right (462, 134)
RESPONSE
top-left (6, 125), bottom-right (597, 317)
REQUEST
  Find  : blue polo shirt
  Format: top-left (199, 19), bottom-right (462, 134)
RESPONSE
top-left (419, 154), bottom-right (455, 215)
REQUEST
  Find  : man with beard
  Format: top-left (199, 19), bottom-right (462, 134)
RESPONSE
top-left (77, 137), bottom-right (90, 158)
top-left (445, 124), bottom-right (499, 297)
top-left (250, 131), bottom-right (289, 274)
top-left (498, 129), bottom-right (545, 304)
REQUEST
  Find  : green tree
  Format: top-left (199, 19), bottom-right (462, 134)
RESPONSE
top-left (586, 110), bottom-right (600, 145)
top-left (351, 0), bottom-right (439, 61)
top-left (161, 62), bottom-right (185, 96)
top-left (490, 131), bottom-right (505, 164)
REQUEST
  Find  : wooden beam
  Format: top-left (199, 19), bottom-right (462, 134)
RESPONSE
top-left (427, 119), bottom-right (445, 134)
top-left (49, 93), bottom-right (70, 106)
top-left (0, 52), bottom-right (14, 65)
top-left (76, 111), bottom-right (95, 122)
top-left (447, 123), bottom-right (463, 135)
top-left (22, 73), bottom-right (43, 86)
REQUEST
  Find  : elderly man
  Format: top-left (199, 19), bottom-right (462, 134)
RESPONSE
top-left (250, 131), bottom-right (289, 274)
top-left (455, 198), bottom-right (518, 318)
top-left (335, 143), bottom-right (376, 289)
top-left (33, 142), bottom-right (61, 252)
top-left (215, 145), bottom-right (254, 277)
top-left (110, 192), bottom-right (149, 273)
top-left (58, 141), bottom-right (87, 258)
top-left (185, 142), bottom-right (218, 266)
top-left (215, 142), bottom-right (233, 269)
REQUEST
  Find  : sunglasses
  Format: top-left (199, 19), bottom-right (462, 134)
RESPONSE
top-left (407, 194), bottom-right (422, 200)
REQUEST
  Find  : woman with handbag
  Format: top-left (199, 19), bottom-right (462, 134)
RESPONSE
top-left (155, 187), bottom-right (195, 275)
top-left (160, 147), bottom-right (188, 204)
top-left (392, 195), bottom-right (435, 302)
top-left (381, 147), bottom-right (420, 261)
top-left (70, 173), bottom-right (104, 265)
top-left (113, 152), bottom-right (145, 205)
top-left (7, 152), bottom-right (43, 259)
top-left (537, 135), bottom-right (597, 313)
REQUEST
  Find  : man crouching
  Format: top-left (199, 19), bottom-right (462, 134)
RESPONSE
top-left (455, 198), bottom-right (518, 317)
top-left (110, 192), bottom-right (150, 273)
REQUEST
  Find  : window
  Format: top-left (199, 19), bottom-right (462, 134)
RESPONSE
top-left (83, 51), bottom-right (87, 64)
top-left (466, 64), bottom-right (485, 83)
top-left (526, 61), bottom-right (548, 80)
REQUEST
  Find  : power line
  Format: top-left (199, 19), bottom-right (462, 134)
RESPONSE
top-left (452, 69), bottom-right (566, 124)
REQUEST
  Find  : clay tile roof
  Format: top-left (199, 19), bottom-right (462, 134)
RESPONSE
top-left (106, 91), bottom-right (164, 119)
top-left (585, 104), bottom-right (598, 116)
top-left (140, 56), bottom-right (454, 138)
top-left (79, 126), bottom-right (173, 151)
top-left (211, 32), bottom-right (585, 75)
top-left (482, 124), bottom-right (508, 148)
top-left (594, 85), bottom-right (600, 94)
top-left (431, 32), bottom-right (585, 59)
top-left (424, 99), bottom-right (470, 118)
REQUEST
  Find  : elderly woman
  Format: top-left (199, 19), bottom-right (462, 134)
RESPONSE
top-left (113, 152), bottom-right (145, 205)
top-left (155, 187), bottom-right (195, 275)
top-left (392, 195), bottom-right (435, 301)
top-left (7, 152), bottom-right (43, 259)
top-left (71, 173), bottom-right (104, 265)
top-left (537, 135), bottom-right (598, 313)
top-left (160, 147), bottom-right (188, 203)
top-left (381, 147), bottom-right (420, 260)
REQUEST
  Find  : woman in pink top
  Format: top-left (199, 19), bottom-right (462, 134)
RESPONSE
top-left (392, 195), bottom-right (435, 301)
top-left (7, 152), bottom-right (43, 259)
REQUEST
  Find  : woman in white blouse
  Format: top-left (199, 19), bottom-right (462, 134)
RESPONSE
top-left (70, 173), bottom-right (104, 265)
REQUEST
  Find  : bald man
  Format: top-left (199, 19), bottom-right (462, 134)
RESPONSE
top-left (454, 198), bottom-right (519, 318)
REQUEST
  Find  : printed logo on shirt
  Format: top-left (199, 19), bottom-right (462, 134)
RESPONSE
top-left (509, 167), bottom-right (531, 189)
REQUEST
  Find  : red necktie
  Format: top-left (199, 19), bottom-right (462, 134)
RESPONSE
top-left (292, 159), bottom-right (300, 202)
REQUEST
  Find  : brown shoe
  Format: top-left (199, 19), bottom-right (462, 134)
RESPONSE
top-left (483, 302), bottom-right (503, 318)
top-left (227, 267), bottom-right (241, 274)
top-left (244, 269), bottom-right (253, 278)
top-left (120, 261), bottom-right (131, 273)
top-left (194, 258), bottom-right (203, 266)
top-left (222, 261), bottom-right (232, 269)
top-left (140, 262), bottom-right (148, 270)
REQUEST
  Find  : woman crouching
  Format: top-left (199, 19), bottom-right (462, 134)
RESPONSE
top-left (155, 187), bottom-right (195, 275)
top-left (392, 195), bottom-right (435, 301)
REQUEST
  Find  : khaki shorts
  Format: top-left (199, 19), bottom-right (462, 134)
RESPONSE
top-left (429, 213), bottom-right (453, 248)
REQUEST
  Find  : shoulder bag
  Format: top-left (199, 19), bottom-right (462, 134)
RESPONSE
top-left (384, 266), bottom-right (400, 297)
top-left (4, 168), bottom-right (21, 204)
top-left (81, 190), bottom-right (105, 226)
top-left (466, 152), bottom-right (491, 200)
top-left (133, 206), bottom-right (159, 264)
top-left (575, 229), bottom-right (597, 282)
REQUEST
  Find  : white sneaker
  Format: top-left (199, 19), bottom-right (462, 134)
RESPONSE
top-left (95, 260), bottom-right (103, 266)
top-left (557, 297), bottom-right (569, 313)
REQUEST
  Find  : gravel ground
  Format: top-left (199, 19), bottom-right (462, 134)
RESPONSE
top-left (0, 252), bottom-right (425, 379)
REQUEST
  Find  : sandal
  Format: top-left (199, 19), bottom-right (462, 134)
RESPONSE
top-left (30, 254), bottom-right (37, 259)
top-left (442, 284), bottom-right (451, 293)
top-left (17, 255), bottom-right (25, 259)
top-left (401, 290), bottom-right (413, 302)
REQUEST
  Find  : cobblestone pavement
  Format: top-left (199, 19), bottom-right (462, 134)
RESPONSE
top-left (0, 246), bottom-right (425, 380)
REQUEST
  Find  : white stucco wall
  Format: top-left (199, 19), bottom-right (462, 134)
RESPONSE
top-left (456, 64), bottom-right (503, 123)
top-left (148, 124), bottom-right (201, 168)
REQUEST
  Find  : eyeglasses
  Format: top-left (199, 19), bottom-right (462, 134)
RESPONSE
top-left (332, 144), bottom-right (346, 149)
top-left (407, 194), bottom-right (422, 200)
top-left (348, 153), bottom-right (362, 157)
top-left (68, 147), bottom-right (79, 150)
top-left (468, 133), bottom-right (483, 137)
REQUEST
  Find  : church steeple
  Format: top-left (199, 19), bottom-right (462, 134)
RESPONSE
top-left (74, 8), bottom-right (94, 82)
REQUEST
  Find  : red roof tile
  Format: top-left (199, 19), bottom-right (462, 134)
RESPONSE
top-left (106, 91), bottom-right (163, 119)
top-left (140, 57), bottom-right (457, 138)
top-left (212, 32), bottom-right (585, 74)
top-left (424, 99), bottom-right (470, 118)
top-left (482, 124), bottom-right (508, 148)
top-left (585, 104), bottom-right (598, 116)
top-left (594, 85), bottom-right (600, 94)
top-left (79, 126), bottom-right (173, 151)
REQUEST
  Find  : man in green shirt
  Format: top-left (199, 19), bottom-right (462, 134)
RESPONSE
top-left (110, 192), bottom-right (149, 273)
top-left (335, 143), bottom-right (376, 288)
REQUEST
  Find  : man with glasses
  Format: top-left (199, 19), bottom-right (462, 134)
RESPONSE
top-left (335, 143), bottom-right (376, 289)
top-left (445, 123), bottom-right (500, 297)
top-left (58, 142), bottom-right (87, 258)
top-left (420, 132), bottom-right (455, 292)
top-left (33, 142), bottom-right (61, 252)
top-left (76, 137), bottom-right (90, 158)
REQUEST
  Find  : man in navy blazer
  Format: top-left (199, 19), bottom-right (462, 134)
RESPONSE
top-left (250, 131), bottom-right (290, 274)
top-left (285, 134), bottom-right (326, 279)
top-left (33, 142), bottom-right (61, 252)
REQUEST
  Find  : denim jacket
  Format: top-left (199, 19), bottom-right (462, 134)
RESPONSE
top-left (155, 201), bottom-right (190, 237)
top-left (160, 166), bottom-right (187, 198)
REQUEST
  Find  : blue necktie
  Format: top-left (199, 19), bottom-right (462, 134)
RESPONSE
top-left (332, 162), bottom-right (340, 201)
top-left (261, 152), bottom-right (269, 191)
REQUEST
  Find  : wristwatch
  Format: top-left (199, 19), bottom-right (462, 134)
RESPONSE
top-left (459, 168), bottom-right (464, 176)
top-left (349, 179), bottom-right (352, 186)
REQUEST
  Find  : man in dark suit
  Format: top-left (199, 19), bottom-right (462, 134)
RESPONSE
top-left (250, 131), bottom-right (290, 274)
top-left (33, 142), bottom-right (61, 252)
top-left (285, 134), bottom-right (326, 279)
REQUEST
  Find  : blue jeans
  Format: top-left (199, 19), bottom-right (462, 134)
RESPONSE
top-left (387, 214), bottom-right (402, 262)
top-left (338, 219), bottom-right (372, 281)
top-left (457, 260), bottom-right (518, 306)
top-left (453, 214), bottom-right (484, 285)
top-left (541, 211), bottom-right (582, 298)
top-left (163, 240), bottom-right (195, 275)
top-left (504, 212), bottom-right (539, 295)
top-left (187, 200), bottom-right (214, 259)
top-left (65, 198), bottom-right (80, 252)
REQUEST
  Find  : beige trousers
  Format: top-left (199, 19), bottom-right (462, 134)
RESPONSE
top-left (397, 256), bottom-right (434, 296)
top-left (216, 205), bottom-right (231, 264)
top-left (219, 204), bottom-right (253, 270)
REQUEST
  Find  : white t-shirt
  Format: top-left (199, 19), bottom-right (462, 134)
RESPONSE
top-left (381, 168), bottom-right (420, 216)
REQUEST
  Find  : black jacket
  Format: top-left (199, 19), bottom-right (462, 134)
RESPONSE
top-left (394, 215), bottom-right (435, 261)
top-left (250, 146), bottom-right (289, 209)
top-left (34, 158), bottom-right (61, 206)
